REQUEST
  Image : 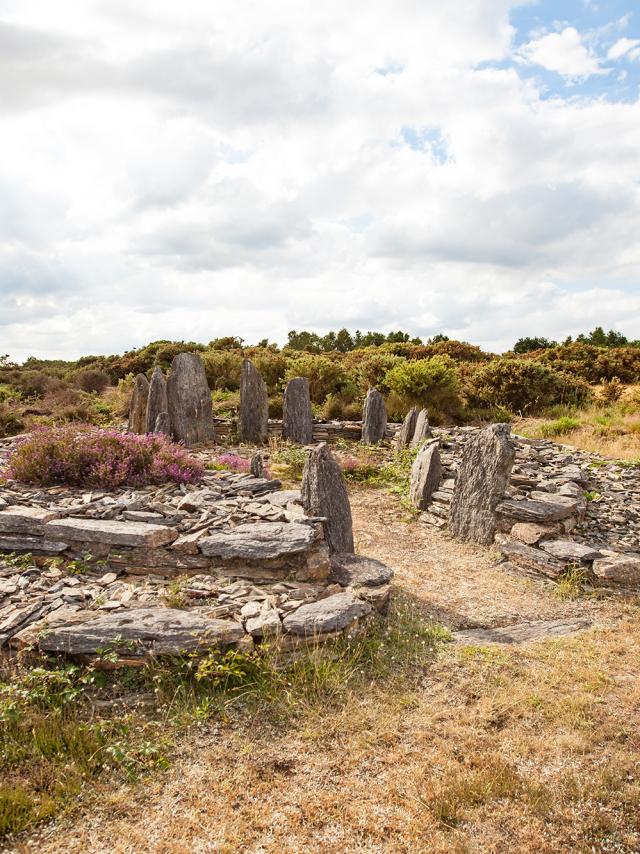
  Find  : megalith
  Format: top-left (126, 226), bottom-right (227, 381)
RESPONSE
top-left (410, 408), bottom-right (431, 448)
top-left (409, 439), bottom-right (442, 509)
top-left (361, 388), bottom-right (387, 444)
top-left (301, 443), bottom-right (354, 554)
top-left (449, 423), bottom-right (515, 545)
top-left (238, 359), bottom-right (269, 445)
top-left (282, 377), bottom-right (313, 444)
top-left (145, 367), bottom-right (168, 433)
top-left (396, 406), bottom-right (418, 450)
top-left (166, 352), bottom-right (215, 446)
top-left (250, 452), bottom-right (265, 478)
top-left (128, 374), bottom-right (149, 434)
top-left (154, 412), bottom-right (171, 435)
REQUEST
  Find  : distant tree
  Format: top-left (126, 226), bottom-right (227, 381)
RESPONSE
top-left (208, 336), bottom-right (244, 350)
top-left (256, 338), bottom-right (270, 349)
top-left (385, 331), bottom-right (411, 344)
top-left (286, 330), bottom-right (322, 352)
top-left (428, 334), bottom-right (450, 344)
top-left (335, 328), bottom-right (355, 352)
top-left (320, 331), bottom-right (337, 351)
top-left (513, 336), bottom-right (558, 354)
top-left (576, 327), bottom-right (628, 348)
top-left (360, 331), bottom-right (386, 347)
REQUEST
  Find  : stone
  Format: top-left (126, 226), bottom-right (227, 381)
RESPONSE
top-left (44, 517), bottom-right (178, 547)
top-left (301, 443), bottom-right (354, 554)
top-left (449, 423), bottom-right (516, 545)
top-left (496, 498), bottom-right (576, 524)
top-left (329, 554), bottom-right (393, 587)
top-left (38, 608), bottom-right (245, 657)
top-left (539, 539), bottom-right (601, 562)
top-left (282, 377), bottom-right (313, 444)
top-left (409, 440), bottom-right (441, 509)
top-left (361, 388), bottom-right (387, 444)
top-left (166, 352), bottom-right (215, 446)
top-left (250, 453), bottom-right (265, 478)
top-left (154, 412), bottom-right (171, 435)
top-left (199, 521), bottom-right (314, 560)
top-left (510, 522), bottom-right (560, 546)
top-left (238, 359), bottom-right (269, 445)
top-left (592, 554), bottom-right (640, 587)
top-left (497, 540), bottom-right (565, 578)
top-left (282, 592), bottom-right (371, 635)
top-left (453, 618), bottom-right (591, 646)
top-left (128, 373), bottom-right (149, 434)
top-left (245, 607), bottom-right (282, 639)
top-left (396, 407), bottom-right (418, 450)
top-left (0, 506), bottom-right (61, 535)
top-left (410, 409), bottom-right (431, 448)
top-left (145, 367), bottom-right (169, 433)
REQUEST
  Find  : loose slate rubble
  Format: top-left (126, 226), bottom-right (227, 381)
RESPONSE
top-left (146, 367), bottom-right (168, 434)
top-left (361, 388), bottom-right (387, 445)
top-left (301, 443), bottom-right (354, 554)
top-left (239, 359), bottom-right (269, 445)
top-left (282, 377), bottom-right (313, 444)
top-left (128, 373), bottom-right (149, 434)
top-left (166, 352), bottom-right (215, 446)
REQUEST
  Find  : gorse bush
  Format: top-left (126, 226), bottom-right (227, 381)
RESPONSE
top-left (5, 426), bottom-right (204, 488)
top-left (384, 356), bottom-right (461, 416)
top-left (284, 354), bottom-right (351, 403)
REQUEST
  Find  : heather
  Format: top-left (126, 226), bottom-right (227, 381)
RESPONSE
top-left (4, 426), bottom-right (204, 489)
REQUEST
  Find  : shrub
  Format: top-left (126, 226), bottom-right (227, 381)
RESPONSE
top-left (209, 453), bottom-right (251, 473)
top-left (0, 402), bottom-right (23, 438)
top-left (344, 350), bottom-right (403, 394)
top-left (5, 426), bottom-right (204, 488)
top-left (538, 417), bottom-right (581, 438)
top-left (246, 349), bottom-right (287, 393)
top-left (202, 350), bottom-right (244, 391)
top-left (70, 368), bottom-right (111, 394)
top-left (321, 394), bottom-right (362, 421)
top-left (384, 356), bottom-right (462, 416)
top-left (598, 377), bottom-right (623, 405)
top-left (409, 340), bottom-right (490, 363)
top-left (284, 355), bottom-right (350, 403)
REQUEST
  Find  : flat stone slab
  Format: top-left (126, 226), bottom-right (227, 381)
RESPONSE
top-left (539, 539), bottom-right (601, 562)
top-left (453, 618), bottom-right (592, 645)
top-left (282, 592), bottom-right (371, 635)
top-left (498, 540), bottom-right (565, 578)
top-left (199, 522), bottom-right (314, 560)
top-left (0, 535), bottom-right (68, 554)
top-left (44, 517), bottom-right (178, 547)
top-left (496, 498), bottom-right (576, 523)
top-left (592, 554), bottom-right (640, 588)
top-left (330, 554), bottom-right (393, 588)
top-left (39, 607), bottom-right (244, 656)
top-left (0, 507), bottom-right (61, 535)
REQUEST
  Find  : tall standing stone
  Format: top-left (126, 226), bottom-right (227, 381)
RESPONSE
top-left (396, 407), bottom-right (418, 450)
top-left (410, 408), bottom-right (431, 448)
top-left (301, 443), bottom-right (354, 554)
top-left (449, 423), bottom-right (515, 545)
top-left (154, 412), bottom-right (170, 435)
top-left (409, 440), bottom-right (442, 509)
top-left (166, 353), bottom-right (214, 446)
top-left (361, 388), bottom-right (387, 444)
top-left (128, 374), bottom-right (149, 434)
top-left (145, 367), bottom-right (168, 433)
top-left (282, 377), bottom-right (313, 444)
top-left (239, 359), bottom-right (269, 445)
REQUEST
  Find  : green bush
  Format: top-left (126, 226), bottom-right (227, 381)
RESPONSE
top-left (69, 368), bottom-right (111, 394)
top-left (538, 416), bottom-right (581, 438)
top-left (202, 350), bottom-right (244, 390)
top-left (384, 356), bottom-right (462, 416)
top-left (284, 355), bottom-right (351, 403)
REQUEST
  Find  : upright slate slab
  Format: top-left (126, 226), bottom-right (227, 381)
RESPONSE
top-left (166, 352), bottom-right (215, 446)
top-left (396, 407), bottom-right (418, 450)
top-left (410, 408), bottom-right (431, 448)
top-left (128, 373), bottom-right (149, 434)
top-left (361, 388), bottom-right (387, 444)
top-left (301, 443), bottom-right (354, 554)
top-left (409, 439), bottom-right (442, 509)
top-left (154, 412), bottom-right (171, 435)
top-left (239, 359), bottom-right (269, 445)
top-left (145, 367), bottom-right (168, 433)
top-left (282, 377), bottom-right (313, 444)
top-left (449, 423), bottom-right (515, 545)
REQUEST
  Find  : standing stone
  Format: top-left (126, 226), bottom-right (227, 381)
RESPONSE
top-left (361, 388), bottom-right (387, 444)
top-left (409, 440), bottom-right (442, 509)
top-left (166, 353), bottom-right (214, 446)
top-left (282, 377), bottom-right (313, 444)
top-left (250, 452), bottom-right (265, 478)
top-left (154, 412), bottom-right (171, 435)
top-left (145, 367), bottom-right (168, 433)
top-left (301, 443), bottom-right (354, 554)
top-left (128, 374), bottom-right (149, 434)
top-left (239, 359), bottom-right (269, 445)
top-left (396, 407), bottom-right (418, 450)
top-left (410, 408), bottom-right (431, 448)
top-left (449, 423), bottom-right (515, 545)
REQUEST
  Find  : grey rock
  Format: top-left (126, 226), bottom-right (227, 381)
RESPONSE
top-left (453, 618), bottom-right (591, 646)
top-left (0, 535), bottom-right (68, 554)
top-left (166, 352), bottom-right (215, 446)
top-left (409, 440), bottom-right (441, 509)
top-left (282, 377), bottom-right (313, 444)
top-left (39, 607), bottom-right (245, 656)
top-left (0, 507), bottom-right (61, 535)
top-left (396, 407), bottom-right (418, 450)
top-left (282, 592), bottom-right (371, 635)
top-left (496, 498), bottom-right (576, 524)
top-left (238, 359), bottom-right (269, 445)
top-left (497, 540), bottom-right (565, 578)
top-left (45, 517), bottom-right (178, 547)
top-left (410, 409), bottom-right (431, 448)
top-left (154, 412), bottom-right (171, 435)
top-left (361, 388), bottom-right (387, 444)
top-left (329, 553), bottom-right (393, 587)
top-left (245, 607), bottom-right (282, 638)
top-left (592, 554), bottom-right (640, 587)
top-left (539, 539), bottom-right (601, 562)
top-left (199, 521), bottom-right (314, 560)
top-left (250, 453), bottom-right (265, 478)
top-left (145, 367), bottom-right (168, 433)
top-left (301, 443), bottom-right (354, 554)
top-left (128, 373), bottom-right (149, 434)
top-left (449, 424), bottom-right (516, 545)
top-left (509, 522), bottom-right (560, 546)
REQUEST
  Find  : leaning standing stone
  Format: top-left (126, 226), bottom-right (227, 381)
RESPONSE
top-left (396, 407), bottom-right (418, 450)
top-left (128, 374), bottom-right (149, 434)
top-left (449, 423), bottom-right (515, 545)
top-left (166, 353), bottom-right (215, 446)
top-left (238, 359), bottom-right (269, 444)
top-left (301, 443), bottom-right (354, 554)
top-left (361, 388), bottom-right (387, 444)
top-left (282, 377), bottom-right (313, 444)
top-left (410, 408), bottom-right (431, 448)
top-left (145, 367), bottom-right (168, 433)
top-left (409, 439), bottom-right (442, 509)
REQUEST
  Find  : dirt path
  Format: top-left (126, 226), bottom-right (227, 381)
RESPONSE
top-left (17, 489), bottom-right (640, 854)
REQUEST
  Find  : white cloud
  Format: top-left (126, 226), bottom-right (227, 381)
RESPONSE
top-left (608, 37), bottom-right (640, 61)
top-left (518, 26), bottom-right (608, 78)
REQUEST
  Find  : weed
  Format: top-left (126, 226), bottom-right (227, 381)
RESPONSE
top-left (555, 565), bottom-right (588, 600)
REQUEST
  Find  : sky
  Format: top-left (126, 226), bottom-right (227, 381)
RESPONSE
top-left (1, 0), bottom-right (640, 362)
